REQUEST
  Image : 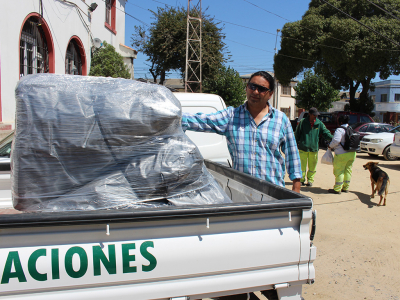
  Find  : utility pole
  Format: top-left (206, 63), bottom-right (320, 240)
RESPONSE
top-left (185, 0), bottom-right (202, 93)
top-left (273, 28), bottom-right (281, 109)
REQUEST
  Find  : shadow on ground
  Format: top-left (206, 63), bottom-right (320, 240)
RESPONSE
top-left (351, 191), bottom-right (378, 208)
top-left (287, 183), bottom-right (379, 208)
top-left (372, 163), bottom-right (400, 171)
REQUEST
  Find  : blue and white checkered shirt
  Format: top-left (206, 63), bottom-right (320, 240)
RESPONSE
top-left (182, 102), bottom-right (302, 187)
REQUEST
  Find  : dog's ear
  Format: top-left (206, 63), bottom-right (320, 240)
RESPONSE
top-left (374, 162), bottom-right (379, 166)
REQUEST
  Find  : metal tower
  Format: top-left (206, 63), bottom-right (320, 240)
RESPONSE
top-left (184, 0), bottom-right (202, 93)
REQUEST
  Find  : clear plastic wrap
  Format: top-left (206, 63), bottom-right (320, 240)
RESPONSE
top-left (12, 74), bottom-right (231, 212)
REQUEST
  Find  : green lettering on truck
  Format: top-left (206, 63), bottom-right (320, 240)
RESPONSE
top-left (51, 248), bottom-right (60, 280)
top-left (28, 249), bottom-right (47, 281)
top-left (1, 251), bottom-right (27, 284)
top-left (140, 241), bottom-right (157, 272)
top-left (93, 244), bottom-right (116, 276)
top-left (65, 247), bottom-right (88, 278)
top-left (122, 243), bottom-right (136, 273)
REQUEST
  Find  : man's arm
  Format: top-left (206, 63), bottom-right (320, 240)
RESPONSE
top-left (181, 108), bottom-right (233, 134)
top-left (294, 119), bottom-right (301, 142)
top-left (283, 121), bottom-right (302, 185)
top-left (321, 123), bottom-right (333, 141)
top-left (292, 178), bottom-right (301, 193)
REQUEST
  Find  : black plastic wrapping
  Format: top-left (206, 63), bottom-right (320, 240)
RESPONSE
top-left (11, 74), bottom-right (231, 212)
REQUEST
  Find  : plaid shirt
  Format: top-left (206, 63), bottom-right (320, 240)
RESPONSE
top-left (182, 102), bottom-right (302, 187)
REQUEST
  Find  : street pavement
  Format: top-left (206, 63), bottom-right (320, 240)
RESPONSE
top-left (288, 150), bottom-right (400, 299)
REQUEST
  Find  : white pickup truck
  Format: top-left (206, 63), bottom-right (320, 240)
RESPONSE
top-left (0, 92), bottom-right (316, 300)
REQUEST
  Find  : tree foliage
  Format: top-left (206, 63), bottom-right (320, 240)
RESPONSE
top-left (131, 6), bottom-right (227, 84)
top-left (344, 95), bottom-right (375, 117)
top-left (89, 41), bottom-right (131, 79)
top-left (274, 0), bottom-right (400, 114)
top-left (203, 66), bottom-right (246, 107)
top-left (293, 70), bottom-right (339, 111)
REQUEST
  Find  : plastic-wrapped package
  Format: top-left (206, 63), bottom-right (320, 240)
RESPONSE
top-left (12, 74), bottom-right (231, 212)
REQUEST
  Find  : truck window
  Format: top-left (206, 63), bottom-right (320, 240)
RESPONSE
top-left (360, 115), bottom-right (372, 123)
top-left (319, 115), bottom-right (332, 123)
top-left (348, 115), bottom-right (358, 124)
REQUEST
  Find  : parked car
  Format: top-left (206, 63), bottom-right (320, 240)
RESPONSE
top-left (389, 132), bottom-right (400, 157)
top-left (296, 111), bottom-right (374, 134)
top-left (0, 131), bottom-right (13, 171)
top-left (323, 111), bottom-right (374, 134)
top-left (351, 122), bottom-right (394, 138)
top-left (359, 125), bottom-right (400, 160)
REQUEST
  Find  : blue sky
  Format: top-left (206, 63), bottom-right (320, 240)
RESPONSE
top-left (124, 0), bottom-right (399, 84)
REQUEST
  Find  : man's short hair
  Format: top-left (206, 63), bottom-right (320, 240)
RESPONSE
top-left (249, 71), bottom-right (275, 91)
top-left (338, 115), bottom-right (350, 125)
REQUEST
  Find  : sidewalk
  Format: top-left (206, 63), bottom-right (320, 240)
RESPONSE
top-left (286, 150), bottom-right (400, 299)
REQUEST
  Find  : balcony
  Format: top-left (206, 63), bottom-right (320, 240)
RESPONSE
top-left (375, 102), bottom-right (400, 112)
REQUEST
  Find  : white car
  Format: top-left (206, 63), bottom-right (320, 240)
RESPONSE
top-left (360, 125), bottom-right (400, 160)
top-left (390, 132), bottom-right (400, 157)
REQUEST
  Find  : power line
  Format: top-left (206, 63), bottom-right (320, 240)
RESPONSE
top-left (243, 0), bottom-right (350, 45)
top-left (215, 18), bottom-right (343, 50)
top-left (374, 0), bottom-right (400, 16)
top-left (365, 0), bottom-right (400, 22)
top-left (320, 0), bottom-right (400, 48)
top-left (225, 38), bottom-right (315, 62)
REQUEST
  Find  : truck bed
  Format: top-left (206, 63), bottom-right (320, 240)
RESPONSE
top-left (0, 161), bottom-right (315, 300)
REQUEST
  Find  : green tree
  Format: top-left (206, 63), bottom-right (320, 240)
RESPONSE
top-left (274, 0), bottom-right (400, 114)
top-left (203, 66), bottom-right (246, 107)
top-left (344, 95), bottom-right (375, 117)
top-left (89, 41), bottom-right (131, 79)
top-left (131, 6), bottom-right (227, 85)
top-left (293, 70), bottom-right (339, 111)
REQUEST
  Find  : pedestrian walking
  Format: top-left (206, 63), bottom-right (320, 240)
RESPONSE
top-left (295, 107), bottom-right (333, 186)
top-left (328, 115), bottom-right (356, 194)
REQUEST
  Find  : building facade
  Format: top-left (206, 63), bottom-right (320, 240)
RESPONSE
top-left (0, 0), bottom-right (136, 132)
top-left (370, 80), bottom-right (400, 123)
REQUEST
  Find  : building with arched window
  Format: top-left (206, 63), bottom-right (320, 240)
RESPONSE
top-left (0, 0), bottom-right (137, 133)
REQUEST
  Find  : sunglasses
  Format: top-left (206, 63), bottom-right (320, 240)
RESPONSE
top-left (247, 82), bottom-right (272, 93)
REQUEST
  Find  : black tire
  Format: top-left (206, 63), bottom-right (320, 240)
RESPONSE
top-left (368, 153), bottom-right (379, 157)
top-left (383, 146), bottom-right (398, 161)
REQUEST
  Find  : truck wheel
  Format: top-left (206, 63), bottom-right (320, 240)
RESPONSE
top-left (368, 153), bottom-right (379, 157)
top-left (383, 146), bottom-right (398, 161)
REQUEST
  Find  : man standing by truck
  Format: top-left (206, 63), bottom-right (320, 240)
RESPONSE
top-left (181, 71), bottom-right (302, 192)
top-left (295, 107), bottom-right (333, 187)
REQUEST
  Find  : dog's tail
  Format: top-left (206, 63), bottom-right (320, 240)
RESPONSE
top-left (378, 176), bottom-right (389, 196)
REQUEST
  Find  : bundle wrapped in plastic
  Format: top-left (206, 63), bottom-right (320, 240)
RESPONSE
top-left (12, 74), bottom-right (231, 212)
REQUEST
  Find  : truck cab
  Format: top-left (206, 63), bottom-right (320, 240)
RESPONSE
top-left (173, 92), bottom-right (232, 166)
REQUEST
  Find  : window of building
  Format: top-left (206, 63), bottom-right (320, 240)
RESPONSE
top-left (381, 94), bottom-right (388, 102)
top-left (105, 0), bottom-right (116, 34)
top-left (281, 85), bottom-right (291, 95)
top-left (280, 107), bottom-right (291, 118)
top-left (20, 17), bottom-right (49, 77)
top-left (65, 40), bottom-right (82, 75)
top-left (395, 94), bottom-right (400, 102)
